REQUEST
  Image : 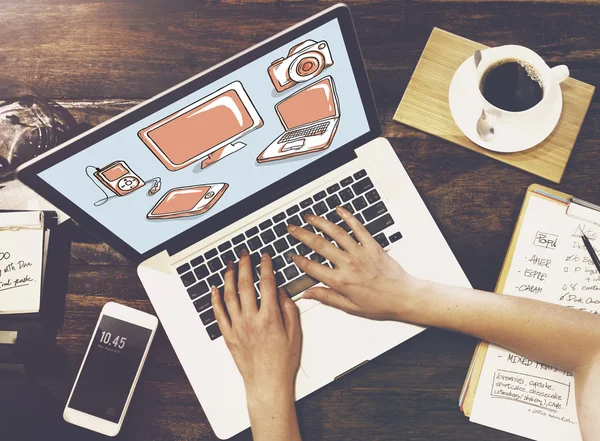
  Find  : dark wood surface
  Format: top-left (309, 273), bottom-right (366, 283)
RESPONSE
top-left (1, 1), bottom-right (599, 440)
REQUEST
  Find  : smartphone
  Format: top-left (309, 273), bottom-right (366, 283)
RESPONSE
top-left (63, 302), bottom-right (158, 437)
top-left (146, 183), bottom-right (228, 220)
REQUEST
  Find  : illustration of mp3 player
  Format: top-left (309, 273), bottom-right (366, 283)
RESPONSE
top-left (137, 81), bottom-right (263, 172)
top-left (267, 40), bottom-right (334, 92)
top-left (257, 76), bottom-right (340, 163)
top-left (146, 183), bottom-right (228, 220)
top-left (93, 161), bottom-right (145, 196)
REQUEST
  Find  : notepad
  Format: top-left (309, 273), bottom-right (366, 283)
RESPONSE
top-left (460, 185), bottom-right (600, 441)
top-left (0, 211), bottom-right (46, 314)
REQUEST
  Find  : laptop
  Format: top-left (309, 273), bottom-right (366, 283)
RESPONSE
top-left (257, 76), bottom-right (340, 162)
top-left (17, 4), bottom-right (471, 439)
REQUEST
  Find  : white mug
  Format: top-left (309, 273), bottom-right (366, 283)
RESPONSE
top-left (474, 45), bottom-right (569, 138)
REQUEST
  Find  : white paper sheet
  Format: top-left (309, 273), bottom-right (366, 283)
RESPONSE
top-left (0, 211), bottom-right (45, 314)
top-left (470, 194), bottom-right (600, 441)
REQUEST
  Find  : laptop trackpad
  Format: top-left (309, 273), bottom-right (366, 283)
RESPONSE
top-left (299, 304), bottom-right (381, 379)
top-left (281, 139), bottom-right (305, 152)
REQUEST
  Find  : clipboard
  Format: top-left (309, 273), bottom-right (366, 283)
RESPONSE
top-left (459, 183), bottom-right (600, 416)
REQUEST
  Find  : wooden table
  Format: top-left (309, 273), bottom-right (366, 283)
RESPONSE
top-left (1, 1), bottom-right (598, 440)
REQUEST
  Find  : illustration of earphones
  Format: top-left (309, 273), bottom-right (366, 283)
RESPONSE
top-left (85, 161), bottom-right (162, 206)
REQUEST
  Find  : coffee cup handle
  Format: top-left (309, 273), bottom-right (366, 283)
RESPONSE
top-left (551, 65), bottom-right (570, 83)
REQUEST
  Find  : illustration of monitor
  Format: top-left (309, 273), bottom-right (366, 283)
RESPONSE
top-left (138, 81), bottom-right (263, 171)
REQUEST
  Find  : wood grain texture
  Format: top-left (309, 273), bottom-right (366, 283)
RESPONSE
top-left (1, 1), bottom-right (599, 440)
top-left (393, 28), bottom-right (595, 183)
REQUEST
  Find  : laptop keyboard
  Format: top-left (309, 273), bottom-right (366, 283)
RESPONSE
top-left (280, 121), bottom-right (330, 143)
top-left (175, 169), bottom-right (402, 341)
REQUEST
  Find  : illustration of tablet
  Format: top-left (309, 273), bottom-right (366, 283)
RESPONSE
top-left (147, 183), bottom-right (228, 220)
top-left (138, 81), bottom-right (262, 171)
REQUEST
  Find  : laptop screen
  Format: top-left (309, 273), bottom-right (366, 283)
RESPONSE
top-left (38, 17), bottom-right (370, 254)
top-left (277, 77), bottom-right (339, 130)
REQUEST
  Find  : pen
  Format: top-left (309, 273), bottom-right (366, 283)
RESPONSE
top-left (581, 233), bottom-right (600, 274)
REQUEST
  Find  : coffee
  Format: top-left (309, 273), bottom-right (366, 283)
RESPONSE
top-left (480, 60), bottom-right (544, 112)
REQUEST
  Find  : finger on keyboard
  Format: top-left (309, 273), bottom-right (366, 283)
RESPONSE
top-left (304, 212), bottom-right (360, 253)
top-left (287, 223), bottom-right (347, 264)
top-left (337, 204), bottom-right (380, 250)
top-left (258, 254), bottom-right (278, 311)
top-left (237, 250), bottom-right (257, 313)
top-left (290, 255), bottom-right (334, 291)
top-left (223, 261), bottom-right (241, 317)
top-left (211, 286), bottom-right (231, 337)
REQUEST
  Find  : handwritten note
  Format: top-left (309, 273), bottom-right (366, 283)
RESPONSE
top-left (470, 194), bottom-right (600, 441)
top-left (0, 211), bottom-right (45, 314)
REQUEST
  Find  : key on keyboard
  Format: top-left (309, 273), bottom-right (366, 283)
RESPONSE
top-left (176, 263), bottom-right (190, 275)
top-left (218, 242), bottom-right (231, 252)
top-left (247, 236), bottom-right (263, 251)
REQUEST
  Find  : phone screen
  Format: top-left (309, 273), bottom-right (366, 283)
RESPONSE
top-left (152, 185), bottom-right (210, 215)
top-left (68, 315), bottom-right (152, 423)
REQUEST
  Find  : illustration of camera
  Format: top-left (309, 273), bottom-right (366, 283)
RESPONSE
top-left (267, 40), bottom-right (334, 92)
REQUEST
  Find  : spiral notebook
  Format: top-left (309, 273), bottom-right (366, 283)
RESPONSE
top-left (459, 184), bottom-right (600, 441)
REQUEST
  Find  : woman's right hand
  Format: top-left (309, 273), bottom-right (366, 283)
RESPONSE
top-left (287, 205), bottom-right (426, 321)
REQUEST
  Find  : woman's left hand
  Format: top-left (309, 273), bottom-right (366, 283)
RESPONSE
top-left (211, 250), bottom-right (301, 404)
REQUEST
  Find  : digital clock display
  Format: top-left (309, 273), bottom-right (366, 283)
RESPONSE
top-left (68, 315), bottom-right (152, 423)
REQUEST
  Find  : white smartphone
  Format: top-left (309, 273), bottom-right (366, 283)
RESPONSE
top-left (63, 302), bottom-right (158, 436)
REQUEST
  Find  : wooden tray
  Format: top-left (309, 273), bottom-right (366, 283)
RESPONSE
top-left (393, 28), bottom-right (595, 183)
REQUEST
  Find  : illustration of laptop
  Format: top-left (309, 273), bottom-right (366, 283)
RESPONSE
top-left (257, 76), bottom-right (339, 163)
top-left (18, 6), bottom-right (472, 439)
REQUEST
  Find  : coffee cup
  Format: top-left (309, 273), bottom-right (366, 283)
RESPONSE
top-left (474, 45), bottom-right (569, 141)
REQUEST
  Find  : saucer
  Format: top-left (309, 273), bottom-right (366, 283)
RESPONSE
top-left (448, 55), bottom-right (563, 153)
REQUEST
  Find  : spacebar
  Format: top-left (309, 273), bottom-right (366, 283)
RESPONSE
top-left (282, 274), bottom-right (318, 298)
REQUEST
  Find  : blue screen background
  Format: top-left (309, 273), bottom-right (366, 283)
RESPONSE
top-left (40, 19), bottom-right (369, 253)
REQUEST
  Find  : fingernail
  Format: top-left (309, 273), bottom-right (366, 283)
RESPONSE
top-left (262, 253), bottom-right (269, 261)
top-left (287, 224), bottom-right (297, 232)
top-left (336, 205), bottom-right (348, 216)
top-left (227, 260), bottom-right (234, 270)
top-left (304, 213), bottom-right (315, 222)
top-left (211, 286), bottom-right (217, 295)
top-left (241, 248), bottom-right (249, 256)
top-left (291, 254), bottom-right (300, 261)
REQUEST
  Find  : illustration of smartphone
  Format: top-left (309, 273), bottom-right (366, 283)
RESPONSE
top-left (146, 183), bottom-right (228, 220)
top-left (63, 302), bottom-right (158, 437)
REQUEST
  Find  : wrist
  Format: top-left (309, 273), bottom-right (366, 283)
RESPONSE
top-left (245, 382), bottom-right (301, 441)
top-left (246, 385), bottom-right (295, 418)
top-left (245, 380), bottom-right (294, 411)
top-left (392, 276), bottom-right (434, 323)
